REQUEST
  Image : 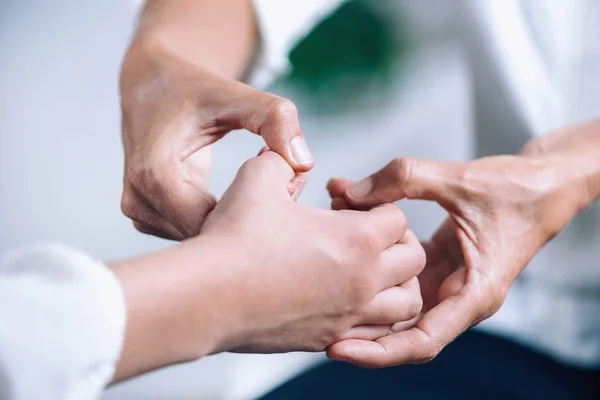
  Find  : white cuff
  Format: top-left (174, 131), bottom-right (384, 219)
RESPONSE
top-left (0, 243), bottom-right (126, 400)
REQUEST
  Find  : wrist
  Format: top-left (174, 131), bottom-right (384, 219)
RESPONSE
top-left (521, 120), bottom-right (600, 208)
top-left (526, 153), bottom-right (593, 239)
top-left (109, 234), bottom-right (239, 381)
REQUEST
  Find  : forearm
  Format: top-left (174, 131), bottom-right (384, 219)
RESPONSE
top-left (130, 0), bottom-right (258, 79)
top-left (109, 238), bottom-right (233, 382)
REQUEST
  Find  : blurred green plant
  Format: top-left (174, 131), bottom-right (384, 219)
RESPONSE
top-left (283, 0), bottom-right (413, 114)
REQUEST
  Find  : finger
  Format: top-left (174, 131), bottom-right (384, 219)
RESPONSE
top-left (225, 89), bottom-right (314, 172)
top-left (233, 151), bottom-right (296, 198)
top-left (132, 221), bottom-right (179, 241)
top-left (130, 211), bottom-right (185, 241)
top-left (355, 204), bottom-right (408, 251)
top-left (132, 144), bottom-right (218, 239)
top-left (128, 145), bottom-right (216, 239)
top-left (331, 197), bottom-right (351, 211)
top-left (343, 158), bottom-right (466, 211)
top-left (257, 145), bottom-right (269, 156)
top-left (340, 318), bottom-right (420, 347)
top-left (327, 289), bottom-right (479, 367)
top-left (400, 228), bottom-right (421, 247)
top-left (389, 316), bottom-right (419, 334)
top-left (341, 315), bottom-right (420, 343)
top-left (326, 178), bottom-right (354, 198)
top-left (121, 190), bottom-right (186, 241)
top-left (289, 174), bottom-right (307, 202)
top-left (341, 325), bottom-right (393, 341)
top-left (376, 241), bottom-right (426, 289)
top-left (358, 278), bottom-right (422, 325)
top-left (158, 183), bottom-right (217, 238)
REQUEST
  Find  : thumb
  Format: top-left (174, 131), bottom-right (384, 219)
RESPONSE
top-left (224, 87), bottom-right (314, 172)
top-left (342, 158), bottom-right (466, 210)
top-left (233, 151), bottom-right (298, 199)
top-left (258, 146), bottom-right (306, 201)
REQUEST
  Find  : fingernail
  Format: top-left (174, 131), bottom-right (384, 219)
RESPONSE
top-left (290, 137), bottom-right (314, 166)
top-left (326, 178), bottom-right (335, 189)
top-left (347, 177), bottom-right (374, 199)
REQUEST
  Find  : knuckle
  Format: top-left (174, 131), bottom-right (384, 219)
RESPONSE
top-left (314, 327), bottom-right (346, 351)
top-left (270, 96), bottom-right (298, 117)
top-left (419, 346), bottom-right (442, 364)
top-left (379, 203), bottom-right (407, 228)
top-left (410, 339), bottom-right (443, 364)
top-left (350, 224), bottom-right (379, 255)
top-left (120, 193), bottom-right (139, 220)
top-left (395, 206), bottom-right (408, 228)
top-left (388, 158), bottom-right (413, 186)
top-left (408, 238), bottom-right (427, 273)
top-left (266, 96), bottom-right (298, 126)
top-left (239, 156), bottom-right (262, 174)
top-left (132, 220), bottom-right (153, 235)
top-left (405, 329), bottom-right (444, 364)
top-left (238, 154), bottom-right (282, 180)
top-left (311, 336), bottom-right (332, 352)
top-left (125, 163), bottom-right (158, 197)
top-left (407, 291), bottom-right (424, 319)
top-left (348, 273), bottom-right (376, 306)
top-left (124, 166), bottom-right (144, 191)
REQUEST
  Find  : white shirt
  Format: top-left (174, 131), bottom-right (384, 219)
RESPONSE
top-left (1, 1), bottom-right (599, 399)
top-left (0, 245), bottom-right (125, 400)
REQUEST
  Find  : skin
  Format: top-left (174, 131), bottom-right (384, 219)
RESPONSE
top-left (326, 119), bottom-right (600, 367)
top-left (120, 0), bottom-right (314, 240)
top-left (120, 0), bottom-right (600, 371)
top-left (110, 152), bottom-right (425, 382)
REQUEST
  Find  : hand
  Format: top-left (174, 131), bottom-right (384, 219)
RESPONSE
top-left (119, 39), bottom-right (314, 240)
top-left (112, 151), bottom-right (425, 379)
top-left (200, 151), bottom-right (425, 353)
top-left (325, 153), bottom-right (585, 367)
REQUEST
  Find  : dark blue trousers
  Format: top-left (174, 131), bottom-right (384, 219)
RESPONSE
top-left (260, 330), bottom-right (599, 400)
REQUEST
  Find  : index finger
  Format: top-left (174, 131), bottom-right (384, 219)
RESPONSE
top-left (326, 288), bottom-right (479, 367)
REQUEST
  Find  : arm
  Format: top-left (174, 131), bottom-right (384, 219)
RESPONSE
top-left (121, 0), bottom-right (340, 240)
top-left (130, 0), bottom-right (257, 80)
top-left (109, 240), bottom-right (228, 382)
top-left (113, 151), bottom-right (424, 379)
top-left (1, 152), bottom-right (426, 398)
top-left (325, 119), bottom-right (600, 367)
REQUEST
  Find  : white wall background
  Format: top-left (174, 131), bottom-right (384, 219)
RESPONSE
top-left (0, 1), bottom-right (471, 398)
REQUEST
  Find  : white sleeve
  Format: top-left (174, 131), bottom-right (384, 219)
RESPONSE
top-left (0, 244), bottom-right (126, 400)
top-left (247, 0), bottom-right (346, 88)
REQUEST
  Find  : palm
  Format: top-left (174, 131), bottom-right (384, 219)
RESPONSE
top-left (179, 144), bottom-right (215, 210)
top-left (419, 218), bottom-right (467, 313)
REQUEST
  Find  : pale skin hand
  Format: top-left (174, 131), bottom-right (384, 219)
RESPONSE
top-left (120, 0), bottom-right (314, 240)
top-left (325, 119), bottom-right (600, 367)
top-left (110, 152), bottom-right (425, 381)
